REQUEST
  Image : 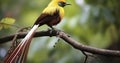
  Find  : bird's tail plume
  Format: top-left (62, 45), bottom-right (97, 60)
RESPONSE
top-left (4, 25), bottom-right (39, 63)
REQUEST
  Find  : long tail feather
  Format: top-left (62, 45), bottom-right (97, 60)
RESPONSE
top-left (4, 25), bottom-right (39, 63)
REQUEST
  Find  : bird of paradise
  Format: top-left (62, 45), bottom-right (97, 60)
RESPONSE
top-left (4, 0), bottom-right (70, 63)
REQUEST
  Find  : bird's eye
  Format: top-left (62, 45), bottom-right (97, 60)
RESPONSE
top-left (58, 2), bottom-right (66, 7)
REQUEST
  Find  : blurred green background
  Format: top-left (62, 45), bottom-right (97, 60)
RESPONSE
top-left (0, 0), bottom-right (120, 63)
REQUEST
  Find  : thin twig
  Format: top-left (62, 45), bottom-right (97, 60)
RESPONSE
top-left (81, 51), bottom-right (88, 63)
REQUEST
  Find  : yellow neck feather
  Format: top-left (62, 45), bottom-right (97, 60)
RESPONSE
top-left (42, 0), bottom-right (65, 19)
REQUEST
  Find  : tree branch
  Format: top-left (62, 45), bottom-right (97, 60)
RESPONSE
top-left (0, 30), bottom-right (120, 57)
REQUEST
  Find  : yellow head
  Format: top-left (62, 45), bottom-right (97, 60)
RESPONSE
top-left (49, 0), bottom-right (70, 7)
top-left (42, 0), bottom-right (70, 19)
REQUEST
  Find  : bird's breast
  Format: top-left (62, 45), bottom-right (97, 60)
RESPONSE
top-left (47, 9), bottom-right (61, 26)
top-left (48, 16), bottom-right (61, 26)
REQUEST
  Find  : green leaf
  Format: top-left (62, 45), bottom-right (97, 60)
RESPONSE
top-left (1, 17), bottom-right (15, 25)
top-left (0, 17), bottom-right (15, 30)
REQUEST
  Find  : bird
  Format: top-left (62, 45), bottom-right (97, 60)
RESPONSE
top-left (4, 0), bottom-right (70, 63)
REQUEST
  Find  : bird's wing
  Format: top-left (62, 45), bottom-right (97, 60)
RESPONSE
top-left (34, 9), bottom-right (60, 26)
